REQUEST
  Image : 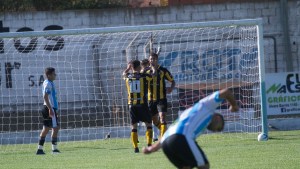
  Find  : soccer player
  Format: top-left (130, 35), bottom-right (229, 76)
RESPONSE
top-left (146, 53), bottom-right (175, 137)
top-left (123, 60), bottom-right (154, 153)
top-left (36, 67), bottom-right (60, 155)
top-left (141, 59), bottom-right (159, 142)
top-left (143, 89), bottom-right (239, 169)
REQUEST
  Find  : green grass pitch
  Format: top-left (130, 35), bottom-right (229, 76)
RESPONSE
top-left (1, 130), bottom-right (300, 169)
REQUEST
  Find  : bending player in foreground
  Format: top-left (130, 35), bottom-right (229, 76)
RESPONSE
top-left (143, 89), bottom-right (239, 169)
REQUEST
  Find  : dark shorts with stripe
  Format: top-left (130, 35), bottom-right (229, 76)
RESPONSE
top-left (41, 106), bottom-right (59, 128)
top-left (162, 134), bottom-right (209, 168)
top-left (148, 99), bottom-right (168, 116)
top-left (129, 104), bottom-right (152, 125)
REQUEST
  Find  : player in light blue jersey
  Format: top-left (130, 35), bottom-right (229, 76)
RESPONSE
top-left (36, 67), bottom-right (60, 155)
top-left (143, 89), bottom-right (239, 169)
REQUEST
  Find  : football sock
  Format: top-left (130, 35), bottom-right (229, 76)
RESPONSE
top-left (154, 122), bottom-right (161, 132)
top-left (131, 129), bottom-right (138, 148)
top-left (38, 136), bottom-right (46, 150)
top-left (161, 123), bottom-right (167, 137)
top-left (51, 137), bottom-right (58, 150)
top-left (146, 127), bottom-right (153, 146)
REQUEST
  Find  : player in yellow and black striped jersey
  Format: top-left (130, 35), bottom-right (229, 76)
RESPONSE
top-left (123, 60), bottom-right (153, 153)
top-left (141, 59), bottom-right (160, 142)
top-left (146, 53), bottom-right (176, 137)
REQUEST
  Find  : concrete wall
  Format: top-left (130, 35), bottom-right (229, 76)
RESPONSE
top-left (1, 1), bottom-right (299, 70)
top-left (0, 1), bottom-right (299, 133)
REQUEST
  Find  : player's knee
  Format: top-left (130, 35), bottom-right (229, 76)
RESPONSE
top-left (54, 126), bottom-right (60, 131)
top-left (42, 127), bottom-right (50, 132)
top-left (131, 123), bottom-right (138, 129)
top-left (145, 122), bottom-right (152, 128)
top-left (160, 118), bottom-right (166, 124)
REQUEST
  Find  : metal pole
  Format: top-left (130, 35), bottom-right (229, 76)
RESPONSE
top-left (280, 0), bottom-right (293, 72)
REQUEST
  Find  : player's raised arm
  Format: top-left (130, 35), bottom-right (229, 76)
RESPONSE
top-left (122, 62), bottom-right (132, 77)
top-left (219, 89), bottom-right (239, 112)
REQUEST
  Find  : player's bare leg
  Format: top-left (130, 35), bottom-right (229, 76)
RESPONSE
top-left (36, 126), bottom-right (50, 155)
top-left (131, 123), bottom-right (139, 153)
top-left (152, 114), bottom-right (161, 133)
top-left (159, 112), bottom-right (167, 137)
top-left (51, 126), bottom-right (60, 153)
top-left (144, 122), bottom-right (153, 146)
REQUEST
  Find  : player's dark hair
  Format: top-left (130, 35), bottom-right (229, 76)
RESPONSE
top-left (149, 52), bottom-right (158, 59)
top-left (141, 59), bottom-right (149, 66)
top-left (207, 113), bottom-right (224, 132)
top-left (45, 67), bottom-right (55, 76)
top-left (131, 60), bottom-right (141, 70)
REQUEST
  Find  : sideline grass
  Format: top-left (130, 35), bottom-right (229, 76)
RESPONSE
top-left (1, 130), bottom-right (300, 169)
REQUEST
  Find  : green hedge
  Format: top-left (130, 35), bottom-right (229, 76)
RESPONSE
top-left (0, 0), bottom-right (128, 12)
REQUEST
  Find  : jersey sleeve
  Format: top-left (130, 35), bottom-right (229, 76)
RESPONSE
top-left (200, 91), bottom-right (224, 111)
top-left (43, 81), bottom-right (52, 95)
top-left (164, 69), bottom-right (174, 82)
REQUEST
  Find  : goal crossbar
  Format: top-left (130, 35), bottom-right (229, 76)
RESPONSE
top-left (0, 18), bottom-right (263, 38)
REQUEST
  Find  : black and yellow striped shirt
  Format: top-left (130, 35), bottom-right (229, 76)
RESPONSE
top-left (124, 73), bottom-right (152, 105)
top-left (146, 65), bottom-right (174, 101)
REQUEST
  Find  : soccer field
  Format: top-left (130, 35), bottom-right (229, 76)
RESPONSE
top-left (1, 130), bottom-right (300, 169)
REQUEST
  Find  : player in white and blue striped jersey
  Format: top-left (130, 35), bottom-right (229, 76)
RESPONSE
top-left (143, 89), bottom-right (239, 169)
top-left (36, 67), bottom-right (60, 155)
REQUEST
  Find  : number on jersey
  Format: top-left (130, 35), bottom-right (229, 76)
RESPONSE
top-left (129, 80), bottom-right (140, 93)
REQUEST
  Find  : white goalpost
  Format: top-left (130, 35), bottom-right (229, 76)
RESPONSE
top-left (0, 18), bottom-right (268, 151)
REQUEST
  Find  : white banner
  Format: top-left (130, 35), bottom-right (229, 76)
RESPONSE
top-left (266, 72), bottom-right (300, 115)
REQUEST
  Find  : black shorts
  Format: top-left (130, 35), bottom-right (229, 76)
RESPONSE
top-left (129, 104), bottom-right (152, 125)
top-left (162, 134), bottom-right (209, 168)
top-left (41, 106), bottom-right (59, 128)
top-left (148, 99), bottom-right (168, 116)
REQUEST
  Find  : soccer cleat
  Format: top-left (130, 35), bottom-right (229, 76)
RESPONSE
top-left (52, 149), bottom-right (61, 154)
top-left (36, 149), bottom-right (45, 155)
top-left (153, 138), bottom-right (158, 142)
top-left (134, 147), bottom-right (139, 153)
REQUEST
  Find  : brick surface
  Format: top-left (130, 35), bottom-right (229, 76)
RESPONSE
top-left (262, 8), bottom-right (276, 16)
top-left (233, 9), bottom-right (248, 19)
top-left (192, 12), bottom-right (206, 21)
top-left (220, 10), bottom-right (233, 19)
top-left (205, 11), bottom-right (220, 20)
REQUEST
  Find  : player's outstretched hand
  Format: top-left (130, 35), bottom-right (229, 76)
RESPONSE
top-left (229, 105), bottom-right (239, 112)
top-left (142, 147), bottom-right (151, 154)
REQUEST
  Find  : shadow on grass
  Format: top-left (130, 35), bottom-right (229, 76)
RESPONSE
top-left (71, 146), bottom-right (107, 150)
top-left (110, 147), bottom-right (130, 150)
top-left (269, 133), bottom-right (300, 141)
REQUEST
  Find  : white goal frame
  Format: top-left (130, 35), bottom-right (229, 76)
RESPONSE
top-left (0, 18), bottom-right (268, 143)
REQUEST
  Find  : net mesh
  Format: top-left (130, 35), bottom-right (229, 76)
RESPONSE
top-left (0, 23), bottom-right (263, 151)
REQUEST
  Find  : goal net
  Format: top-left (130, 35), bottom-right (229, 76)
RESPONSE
top-left (0, 19), bottom-right (268, 151)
